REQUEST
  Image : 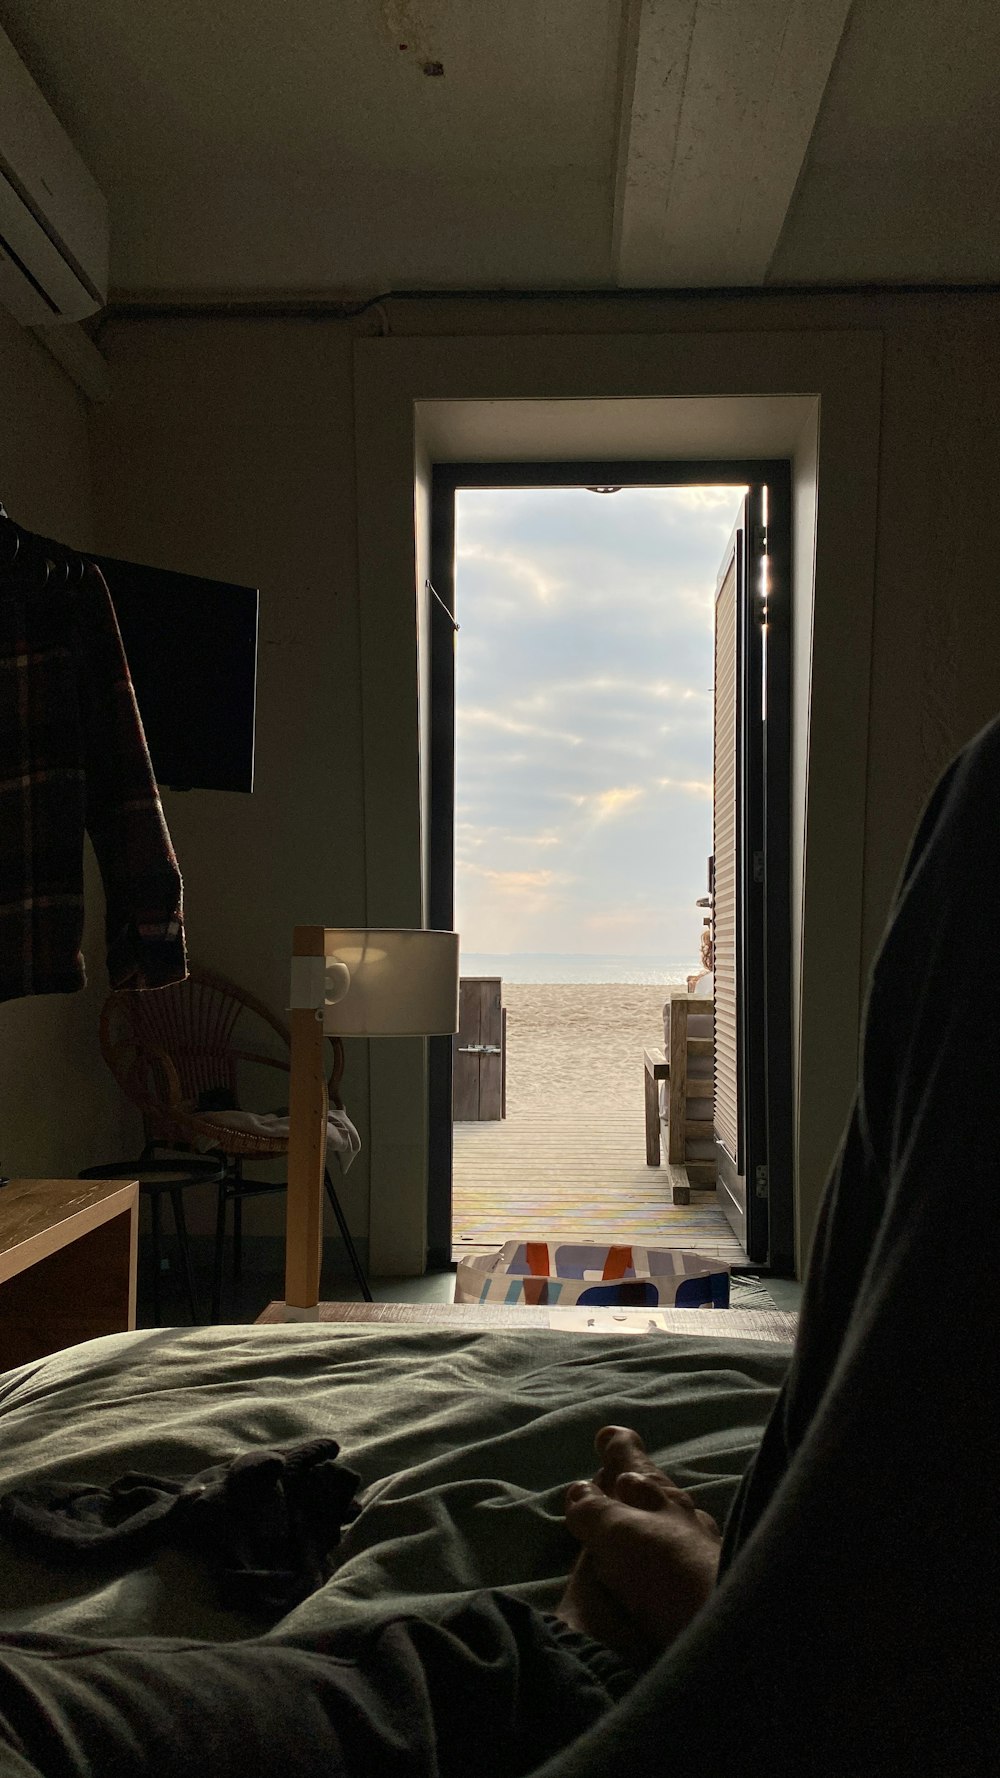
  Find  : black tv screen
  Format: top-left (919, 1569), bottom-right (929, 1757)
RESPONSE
top-left (95, 556), bottom-right (258, 794)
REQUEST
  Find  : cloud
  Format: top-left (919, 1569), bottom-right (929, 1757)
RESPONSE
top-left (531, 675), bottom-right (707, 707)
top-left (656, 775), bottom-right (713, 798)
top-left (462, 864), bottom-right (566, 892)
top-left (669, 485), bottom-right (748, 513)
top-left (457, 706), bottom-right (582, 747)
top-left (569, 785), bottom-right (645, 819)
top-left (456, 821), bottom-right (562, 850)
top-left (453, 484), bottom-right (735, 954)
top-left (455, 857), bottom-right (572, 949)
top-left (456, 540), bottom-right (565, 605)
top-left (579, 902), bottom-right (708, 960)
top-left (518, 830), bottom-right (561, 848)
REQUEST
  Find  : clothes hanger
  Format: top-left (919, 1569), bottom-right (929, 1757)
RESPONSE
top-left (0, 503), bottom-right (22, 573)
top-left (0, 502), bottom-right (89, 594)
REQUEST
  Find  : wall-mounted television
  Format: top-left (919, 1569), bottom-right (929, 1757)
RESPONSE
top-left (95, 556), bottom-right (258, 794)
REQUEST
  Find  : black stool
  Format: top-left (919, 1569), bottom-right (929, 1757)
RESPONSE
top-left (79, 1158), bottom-right (227, 1326)
top-left (210, 1162), bottom-right (370, 1322)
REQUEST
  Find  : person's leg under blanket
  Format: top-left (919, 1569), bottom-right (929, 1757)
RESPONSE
top-left (535, 717), bottom-right (1000, 1775)
top-left (0, 1599), bottom-right (631, 1778)
top-left (1, 715), bottom-right (998, 1776)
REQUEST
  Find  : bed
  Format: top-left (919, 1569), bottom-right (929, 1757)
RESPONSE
top-left (0, 1316), bottom-right (794, 1646)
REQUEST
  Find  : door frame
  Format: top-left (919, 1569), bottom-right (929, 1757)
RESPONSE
top-left (353, 335), bottom-right (883, 1282)
top-left (428, 459), bottom-right (793, 1272)
top-left (711, 489), bottom-right (791, 1263)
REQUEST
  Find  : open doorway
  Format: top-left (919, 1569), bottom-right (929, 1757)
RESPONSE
top-left (427, 461), bottom-right (793, 1275)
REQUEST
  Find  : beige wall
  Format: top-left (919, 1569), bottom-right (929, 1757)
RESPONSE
top-left (3, 285), bottom-right (990, 1267)
top-left (863, 306), bottom-right (1000, 961)
top-left (0, 310), bottom-right (132, 1178)
top-left (88, 320), bottom-right (370, 1240)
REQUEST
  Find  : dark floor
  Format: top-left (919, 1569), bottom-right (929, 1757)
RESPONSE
top-left (136, 1240), bottom-right (458, 1329)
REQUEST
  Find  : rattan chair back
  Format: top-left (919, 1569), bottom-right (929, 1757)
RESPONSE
top-left (100, 964), bottom-right (343, 1158)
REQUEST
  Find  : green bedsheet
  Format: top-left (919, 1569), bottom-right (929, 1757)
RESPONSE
top-left (0, 1324), bottom-right (791, 1644)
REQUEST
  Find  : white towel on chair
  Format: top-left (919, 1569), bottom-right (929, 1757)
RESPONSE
top-left (198, 1108), bottom-right (361, 1172)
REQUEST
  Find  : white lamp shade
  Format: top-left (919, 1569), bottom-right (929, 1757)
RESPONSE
top-left (321, 928), bottom-right (459, 1036)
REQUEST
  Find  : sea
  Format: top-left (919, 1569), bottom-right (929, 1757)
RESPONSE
top-left (458, 953), bottom-right (691, 986)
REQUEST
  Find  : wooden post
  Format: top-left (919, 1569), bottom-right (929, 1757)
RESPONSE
top-left (644, 1061), bottom-right (660, 1166)
top-left (285, 925), bottom-right (328, 1315)
top-left (643, 1046), bottom-right (668, 1167)
top-left (453, 977), bottom-right (503, 1122)
top-left (479, 978), bottom-right (503, 1120)
top-left (667, 998), bottom-right (690, 1165)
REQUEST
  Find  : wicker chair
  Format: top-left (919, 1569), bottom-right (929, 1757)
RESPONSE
top-left (99, 963), bottom-right (371, 1316)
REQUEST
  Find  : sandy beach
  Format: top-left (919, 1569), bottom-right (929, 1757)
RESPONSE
top-left (498, 980), bottom-right (684, 1114)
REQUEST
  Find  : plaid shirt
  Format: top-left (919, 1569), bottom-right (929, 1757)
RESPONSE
top-left (0, 563), bottom-right (187, 1003)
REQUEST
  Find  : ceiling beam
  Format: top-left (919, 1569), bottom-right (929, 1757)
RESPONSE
top-left (612, 0), bottom-right (855, 288)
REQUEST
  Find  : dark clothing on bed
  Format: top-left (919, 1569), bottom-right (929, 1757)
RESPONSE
top-left (2, 715), bottom-right (999, 1772)
top-left (0, 1439), bottom-right (360, 1619)
top-left (0, 564), bottom-right (186, 1003)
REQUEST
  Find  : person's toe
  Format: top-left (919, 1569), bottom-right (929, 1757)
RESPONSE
top-left (594, 1426), bottom-right (671, 1493)
top-left (595, 1425), bottom-right (645, 1460)
top-left (613, 1471), bottom-right (668, 1512)
top-left (565, 1481), bottom-right (630, 1546)
top-left (609, 1471), bottom-right (723, 1539)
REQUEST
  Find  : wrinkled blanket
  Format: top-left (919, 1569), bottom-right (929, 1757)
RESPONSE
top-left (0, 1323), bottom-right (791, 1644)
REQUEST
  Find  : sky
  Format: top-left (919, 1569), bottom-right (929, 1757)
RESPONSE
top-left (454, 484), bottom-right (746, 966)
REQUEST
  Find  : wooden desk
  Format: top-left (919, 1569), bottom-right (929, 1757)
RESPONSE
top-left (256, 1299), bottom-right (798, 1344)
top-left (0, 1177), bottom-right (139, 1371)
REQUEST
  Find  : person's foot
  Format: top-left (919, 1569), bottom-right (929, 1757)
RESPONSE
top-left (554, 1426), bottom-right (722, 1664)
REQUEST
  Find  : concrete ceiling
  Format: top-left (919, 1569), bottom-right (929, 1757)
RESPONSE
top-left (0, 0), bottom-right (997, 299)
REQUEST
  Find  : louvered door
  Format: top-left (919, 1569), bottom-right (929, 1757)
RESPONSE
top-left (713, 549), bottom-right (741, 1174)
top-left (712, 495), bottom-right (769, 1259)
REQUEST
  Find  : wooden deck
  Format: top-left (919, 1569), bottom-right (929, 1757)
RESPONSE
top-left (451, 982), bottom-right (746, 1267)
top-left (453, 1105), bottom-right (748, 1265)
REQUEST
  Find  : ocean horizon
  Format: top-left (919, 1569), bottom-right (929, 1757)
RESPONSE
top-left (459, 952), bottom-right (691, 986)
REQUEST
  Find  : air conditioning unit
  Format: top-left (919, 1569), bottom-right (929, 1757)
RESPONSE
top-left (0, 27), bottom-right (108, 326)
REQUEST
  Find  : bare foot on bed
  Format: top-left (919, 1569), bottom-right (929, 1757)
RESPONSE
top-left (554, 1426), bottom-right (722, 1665)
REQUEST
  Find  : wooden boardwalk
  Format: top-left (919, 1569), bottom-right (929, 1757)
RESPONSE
top-left (452, 1105), bottom-right (748, 1265)
top-left (451, 983), bottom-right (747, 1267)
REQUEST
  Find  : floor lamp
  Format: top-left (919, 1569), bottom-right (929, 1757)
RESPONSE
top-left (284, 925), bottom-right (460, 1319)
